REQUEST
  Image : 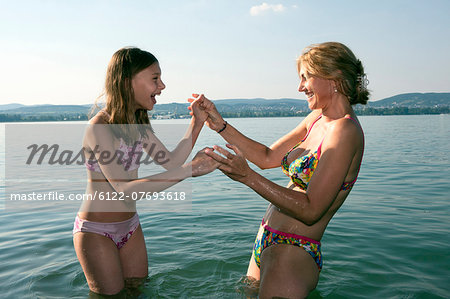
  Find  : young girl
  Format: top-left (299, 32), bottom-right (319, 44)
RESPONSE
top-left (73, 47), bottom-right (217, 295)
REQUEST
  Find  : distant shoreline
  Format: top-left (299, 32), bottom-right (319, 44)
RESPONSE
top-left (0, 107), bottom-right (448, 123)
top-left (1, 92), bottom-right (449, 122)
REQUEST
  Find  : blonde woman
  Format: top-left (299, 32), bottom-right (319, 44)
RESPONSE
top-left (191, 42), bottom-right (368, 298)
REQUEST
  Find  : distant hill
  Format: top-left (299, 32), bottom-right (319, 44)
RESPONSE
top-left (0, 104), bottom-right (92, 114)
top-left (0, 103), bottom-right (25, 111)
top-left (367, 92), bottom-right (450, 108)
top-left (127, 93), bottom-right (450, 115)
top-left (213, 98), bottom-right (306, 106)
top-left (214, 98), bottom-right (308, 112)
top-left (154, 98), bottom-right (309, 115)
top-left (1, 92), bottom-right (449, 122)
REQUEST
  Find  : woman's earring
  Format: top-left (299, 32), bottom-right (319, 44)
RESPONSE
top-left (334, 87), bottom-right (338, 93)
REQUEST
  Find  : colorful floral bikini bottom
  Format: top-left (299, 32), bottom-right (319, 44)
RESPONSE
top-left (252, 219), bottom-right (322, 271)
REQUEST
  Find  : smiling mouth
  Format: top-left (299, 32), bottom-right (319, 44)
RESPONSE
top-left (151, 94), bottom-right (158, 104)
top-left (305, 91), bottom-right (314, 99)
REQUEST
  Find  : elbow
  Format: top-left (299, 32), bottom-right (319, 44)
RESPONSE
top-left (294, 198), bottom-right (322, 226)
top-left (301, 214), bottom-right (321, 226)
top-left (259, 164), bottom-right (271, 170)
top-left (111, 178), bottom-right (136, 196)
top-left (259, 148), bottom-right (276, 170)
top-left (294, 210), bottom-right (320, 226)
top-left (111, 181), bottom-right (127, 195)
top-left (258, 158), bottom-right (278, 170)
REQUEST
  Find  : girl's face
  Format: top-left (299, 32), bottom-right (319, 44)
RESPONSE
top-left (131, 62), bottom-right (166, 111)
top-left (298, 63), bottom-right (334, 110)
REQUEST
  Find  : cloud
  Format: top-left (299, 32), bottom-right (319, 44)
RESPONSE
top-left (250, 3), bottom-right (286, 16)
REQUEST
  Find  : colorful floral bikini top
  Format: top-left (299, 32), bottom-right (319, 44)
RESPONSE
top-left (281, 114), bottom-right (363, 191)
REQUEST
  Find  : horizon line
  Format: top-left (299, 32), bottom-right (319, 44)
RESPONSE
top-left (2, 91), bottom-right (450, 107)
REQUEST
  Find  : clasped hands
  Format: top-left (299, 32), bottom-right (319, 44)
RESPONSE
top-left (188, 94), bottom-right (253, 183)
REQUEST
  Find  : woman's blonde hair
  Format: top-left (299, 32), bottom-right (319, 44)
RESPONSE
top-left (297, 42), bottom-right (369, 105)
top-left (94, 47), bottom-right (158, 142)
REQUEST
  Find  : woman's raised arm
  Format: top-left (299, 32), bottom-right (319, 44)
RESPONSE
top-left (189, 94), bottom-right (322, 169)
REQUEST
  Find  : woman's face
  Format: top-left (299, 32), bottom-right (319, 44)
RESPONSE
top-left (131, 62), bottom-right (166, 111)
top-left (298, 63), bottom-right (333, 110)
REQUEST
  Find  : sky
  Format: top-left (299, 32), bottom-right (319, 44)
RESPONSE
top-left (0, 0), bottom-right (449, 106)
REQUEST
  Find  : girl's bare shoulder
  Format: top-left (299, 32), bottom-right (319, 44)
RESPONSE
top-left (88, 110), bottom-right (109, 125)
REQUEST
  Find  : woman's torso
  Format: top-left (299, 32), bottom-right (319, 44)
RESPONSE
top-left (264, 113), bottom-right (364, 241)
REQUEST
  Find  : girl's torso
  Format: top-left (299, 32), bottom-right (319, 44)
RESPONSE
top-left (79, 110), bottom-right (142, 222)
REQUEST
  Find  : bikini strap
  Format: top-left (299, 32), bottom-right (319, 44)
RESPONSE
top-left (301, 114), bottom-right (322, 142)
top-left (344, 115), bottom-right (362, 131)
top-left (317, 140), bottom-right (324, 159)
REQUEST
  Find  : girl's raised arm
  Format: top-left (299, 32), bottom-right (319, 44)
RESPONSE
top-left (84, 124), bottom-right (218, 199)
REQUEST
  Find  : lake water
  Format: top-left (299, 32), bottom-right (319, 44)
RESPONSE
top-left (0, 115), bottom-right (449, 298)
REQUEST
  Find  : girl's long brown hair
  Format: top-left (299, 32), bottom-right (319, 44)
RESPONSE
top-left (93, 47), bottom-right (158, 143)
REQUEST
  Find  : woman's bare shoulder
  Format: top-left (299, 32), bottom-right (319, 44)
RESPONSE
top-left (328, 116), bottom-right (363, 146)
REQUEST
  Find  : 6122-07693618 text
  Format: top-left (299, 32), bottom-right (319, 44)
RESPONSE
top-left (9, 191), bottom-right (186, 201)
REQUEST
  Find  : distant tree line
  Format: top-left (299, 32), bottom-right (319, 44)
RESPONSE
top-left (0, 114), bottom-right (89, 122)
top-left (353, 106), bottom-right (449, 115)
top-left (220, 106), bottom-right (450, 117)
top-left (0, 106), bottom-right (448, 122)
top-left (220, 110), bottom-right (308, 118)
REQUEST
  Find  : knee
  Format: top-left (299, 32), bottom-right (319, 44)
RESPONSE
top-left (124, 276), bottom-right (147, 289)
top-left (259, 271), bottom-right (316, 299)
top-left (87, 279), bottom-right (124, 296)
